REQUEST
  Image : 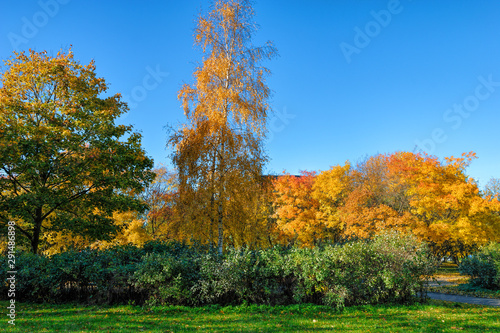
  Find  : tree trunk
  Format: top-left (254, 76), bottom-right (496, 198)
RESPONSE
top-left (218, 203), bottom-right (223, 255)
top-left (31, 208), bottom-right (43, 254)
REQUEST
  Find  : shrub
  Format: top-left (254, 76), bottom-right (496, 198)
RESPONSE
top-left (193, 246), bottom-right (295, 306)
top-left (0, 235), bottom-right (438, 307)
top-left (459, 243), bottom-right (500, 290)
top-left (0, 252), bottom-right (51, 302)
top-left (288, 231), bottom-right (437, 308)
top-left (132, 250), bottom-right (200, 306)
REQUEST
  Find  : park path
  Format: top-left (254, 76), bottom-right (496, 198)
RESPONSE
top-left (425, 278), bottom-right (500, 307)
top-left (427, 292), bottom-right (500, 307)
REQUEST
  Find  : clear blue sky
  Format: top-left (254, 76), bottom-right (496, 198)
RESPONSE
top-left (2, 0), bottom-right (499, 187)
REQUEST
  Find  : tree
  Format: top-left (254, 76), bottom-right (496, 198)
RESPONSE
top-left (140, 166), bottom-right (179, 240)
top-left (339, 154), bottom-right (413, 239)
top-left (484, 178), bottom-right (500, 201)
top-left (0, 49), bottom-right (155, 254)
top-left (386, 151), bottom-right (500, 249)
top-left (168, 0), bottom-right (276, 253)
top-left (271, 171), bottom-right (326, 246)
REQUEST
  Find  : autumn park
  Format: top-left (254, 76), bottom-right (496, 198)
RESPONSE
top-left (1, 0), bottom-right (500, 331)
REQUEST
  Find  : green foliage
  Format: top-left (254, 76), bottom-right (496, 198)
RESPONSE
top-left (1, 234), bottom-right (438, 308)
top-left (0, 49), bottom-right (155, 254)
top-left (1, 252), bottom-right (50, 302)
top-left (459, 243), bottom-right (500, 290)
top-left (193, 246), bottom-right (294, 306)
top-left (288, 232), bottom-right (437, 308)
top-left (132, 246), bottom-right (201, 306)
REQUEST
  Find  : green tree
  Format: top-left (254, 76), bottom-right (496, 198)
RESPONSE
top-left (0, 49), bottom-right (154, 254)
top-left (168, 0), bottom-right (277, 253)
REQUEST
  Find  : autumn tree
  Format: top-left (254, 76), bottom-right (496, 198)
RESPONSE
top-left (386, 152), bottom-right (500, 256)
top-left (0, 49), bottom-right (154, 254)
top-left (168, 0), bottom-right (276, 253)
top-left (140, 166), bottom-right (179, 240)
top-left (339, 154), bottom-right (413, 239)
top-left (42, 210), bottom-right (150, 254)
top-left (311, 162), bottom-right (351, 240)
top-left (484, 178), bottom-right (500, 201)
top-left (272, 171), bottom-right (327, 246)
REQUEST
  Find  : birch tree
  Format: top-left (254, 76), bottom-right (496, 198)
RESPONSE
top-left (168, 0), bottom-right (276, 253)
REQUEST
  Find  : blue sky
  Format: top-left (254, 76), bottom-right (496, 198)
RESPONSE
top-left (1, 0), bottom-right (499, 187)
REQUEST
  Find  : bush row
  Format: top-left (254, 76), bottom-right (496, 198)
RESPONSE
top-left (459, 243), bottom-right (500, 290)
top-left (1, 232), bottom-right (438, 308)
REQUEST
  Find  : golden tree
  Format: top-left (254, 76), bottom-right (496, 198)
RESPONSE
top-left (386, 151), bottom-right (500, 247)
top-left (168, 0), bottom-right (276, 253)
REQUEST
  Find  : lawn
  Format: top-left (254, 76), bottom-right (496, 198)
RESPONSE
top-left (1, 300), bottom-right (499, 332)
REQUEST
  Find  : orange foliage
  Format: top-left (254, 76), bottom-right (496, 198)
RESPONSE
top-left (272, 171), bottom-right (338, 246)
top-left (339, 155), bottom-right (413, 238)
top-left (269, 152), bottom-right (500, 248)
top-left (386, 151), bottom-right (500, 245)
top-left (168, 0), bottom-right (277, 253)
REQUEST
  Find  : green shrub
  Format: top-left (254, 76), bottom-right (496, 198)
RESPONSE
top-left (1, 252), bottom-right (51, 302)
top-left (288, 232), bottom-right (437, 308)
top-left (0, 235), bottom-right (438, 307)
top-left (192, 246), bottom-right (297, 306)
top-left (459, 243), bottom-right (500, 290)
top-left (132, 250), bottom-right (200, 306)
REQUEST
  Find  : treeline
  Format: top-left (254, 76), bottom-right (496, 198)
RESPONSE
top-left (0, 233), bottom-right (438, 307)
top-left (145, 152), bottom-right (500, 260)
top-left (18, 151), bottom-right (500, 260)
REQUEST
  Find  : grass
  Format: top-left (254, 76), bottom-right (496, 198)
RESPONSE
top-left (1, 300), bottom-right (499, 332)
top-left (433, 262), bottom-right (468, 282)
top-left (436, 262), bottom-right (462, 275)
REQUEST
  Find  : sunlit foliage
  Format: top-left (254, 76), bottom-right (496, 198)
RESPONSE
top-left (168, 0), bottom-right (277, 253)
top-left (0, 49), bottom-right (154, 253)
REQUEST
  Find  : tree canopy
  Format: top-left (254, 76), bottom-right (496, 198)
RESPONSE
top-left (0, 49), bottom-right (155, 254)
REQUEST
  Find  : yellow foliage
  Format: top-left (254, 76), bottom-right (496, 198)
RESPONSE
top-left (168, 0), bottom-right (276, 253)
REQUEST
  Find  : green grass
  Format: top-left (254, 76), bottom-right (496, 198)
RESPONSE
top-left (436, 262), bottom-right (461, 275)
top-left (1, 300), bottom-right (499, 332)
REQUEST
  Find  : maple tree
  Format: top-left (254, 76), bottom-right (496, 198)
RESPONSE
top-left (270, 152), bottom-right (500, 255)
top-left (339, 154), bottom-right (413, 239)
top-left (168, 0), bottom-right (276, 253)
top-left (0, 49), bottom-right (155, 254)
top-left (386, 151), bottom-right (500, 249)
top-left (271, 171), bottom-right (343, 246)
top-left (310, 163), bottom-right (352, 241)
